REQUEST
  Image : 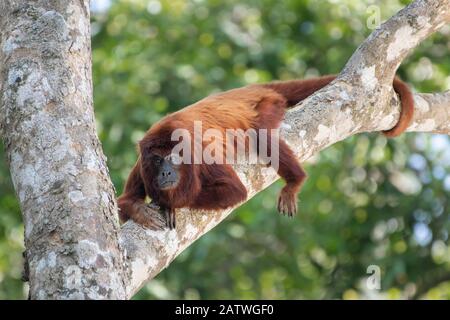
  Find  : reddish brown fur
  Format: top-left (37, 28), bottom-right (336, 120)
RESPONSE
top-left (383, 77), bottom-right (415, 137)
top-left (118, 75), bottom-right (414, 229)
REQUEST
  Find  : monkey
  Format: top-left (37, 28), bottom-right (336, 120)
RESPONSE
top-left (117, 75), bottom-right (414, 230)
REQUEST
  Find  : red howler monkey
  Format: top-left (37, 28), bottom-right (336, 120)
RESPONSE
top-left (118, 75), bottom-right (414, 229)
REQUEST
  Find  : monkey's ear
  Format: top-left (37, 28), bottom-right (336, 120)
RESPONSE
top-left (138, 138), bottom-right (153, 160)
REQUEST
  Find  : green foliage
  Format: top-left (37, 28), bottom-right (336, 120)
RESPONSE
top-left (0, 0), bottom-right (449, 299)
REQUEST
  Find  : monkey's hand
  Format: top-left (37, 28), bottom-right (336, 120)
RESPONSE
top-left (123, 201), bottom-right (167, 230)
top-left (277, 187), bottom-right (298, 217)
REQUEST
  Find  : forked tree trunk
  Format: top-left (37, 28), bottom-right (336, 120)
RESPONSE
top-left (0, 0), bottom-right (449, 299)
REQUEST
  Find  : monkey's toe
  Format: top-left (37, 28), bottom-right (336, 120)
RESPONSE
top-left (277, 190), bottom-right (298, 217)
top-left (164, 209), bottom-right (176, 230)
top-left (142, 218), bottom-right (166, 230)
top-left (134, 204), bottom-right (166, 230)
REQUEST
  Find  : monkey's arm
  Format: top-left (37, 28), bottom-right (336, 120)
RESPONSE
top-left (274, 140), bottom-right (307, 216)
top-left (191, 164), bottom-right (247, 211)
top-left (117, 158), bottom-right (166, 230)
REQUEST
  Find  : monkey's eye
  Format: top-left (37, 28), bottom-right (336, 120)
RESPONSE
top-left (153, 156), bottom-right (162, 166)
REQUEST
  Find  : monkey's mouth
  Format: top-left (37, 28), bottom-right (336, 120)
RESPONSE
top-left (159, 180), bottom-right (177, 189)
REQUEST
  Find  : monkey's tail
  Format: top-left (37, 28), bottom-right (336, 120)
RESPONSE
top-left (262, 75), bottom-right (336, 107)
top-left (382, 77), bottom-right (415, 137)
top-left (265, 74), bottom-right (414, 137)
top-left (264, 74), bottom-right (413, 137)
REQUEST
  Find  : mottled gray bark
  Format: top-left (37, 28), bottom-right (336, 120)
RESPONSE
top-left (0, 1), bottom-right (127, 299)
top-left (0, 0), bottom-right (448, 300)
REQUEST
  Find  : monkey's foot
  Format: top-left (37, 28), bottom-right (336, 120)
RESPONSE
top-left (131, 202), bottom-right (166, 230)
top-left (277, 188), bottom-right (298, 217)
top-left (164, 208), bottom-right (176, 230)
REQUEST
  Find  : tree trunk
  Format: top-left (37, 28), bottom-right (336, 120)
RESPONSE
top-left (0, 0), bottom-right (127, 299)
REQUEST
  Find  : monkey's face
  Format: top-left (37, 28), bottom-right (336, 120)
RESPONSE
top-left (150, 153), bottom-right (180, 190)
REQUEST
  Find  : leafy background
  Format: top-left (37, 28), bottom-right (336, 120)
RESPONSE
top-left (0, 0), bottom-right (449, 299)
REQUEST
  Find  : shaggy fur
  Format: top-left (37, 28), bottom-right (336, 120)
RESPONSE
top-left (118, 75), bottom-right (414, 229)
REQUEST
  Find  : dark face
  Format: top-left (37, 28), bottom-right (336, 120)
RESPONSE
top-left (151, 154), bottom-right (180, 190)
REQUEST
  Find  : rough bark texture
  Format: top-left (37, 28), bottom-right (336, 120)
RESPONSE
top-left (0, 0), bottom-right (449, 299)
top-left (0, 1), bottom-right (127, 299)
